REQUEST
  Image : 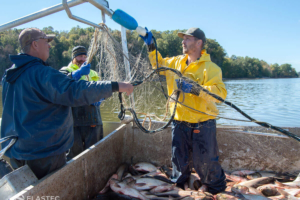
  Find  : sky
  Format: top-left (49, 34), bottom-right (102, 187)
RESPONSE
top-left (1, 0), bottom-right (299, 72)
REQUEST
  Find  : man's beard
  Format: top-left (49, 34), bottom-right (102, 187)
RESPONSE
top-left (74, 59), bottom-right (85, 67)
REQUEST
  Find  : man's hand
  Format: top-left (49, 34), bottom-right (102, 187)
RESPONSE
top-left (79, 62), bottom-right (91, 75)
top-left (176, 79), bottom-right (193, 93)
top-left (118, 82), bottom-right (134, 96)
top-left (71, 62), bottom-right (90, 81)
top-left (139, 27), bottom-right (153, 45)
top-left (91, 98), bottom-right (105, 106)
top-left (176, 78), bottom-right (201, 96)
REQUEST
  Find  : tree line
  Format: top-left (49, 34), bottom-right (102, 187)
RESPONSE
top-left (0, 26), bottom-right (298, 79)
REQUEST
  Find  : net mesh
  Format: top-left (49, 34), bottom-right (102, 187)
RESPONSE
top-left (88, 27), bottom-right (174, 132)
top-left (84, 26), bottom-right (299, 139)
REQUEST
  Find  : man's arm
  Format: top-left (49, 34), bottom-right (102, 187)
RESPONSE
top-left (139, 28), bottom-right (176, 74)
top-left (200, 66), bottom-right (227, 103)
top-left (59, 67), bottom-right (72, 78)
top-left (37, 66), bottom-right (133, 107)
top-left (177, 65), bottom-right (227, 103)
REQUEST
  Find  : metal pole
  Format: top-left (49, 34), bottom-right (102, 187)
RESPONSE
top-left (0, 0), bottom-right (86, 32)
top-left (62, 0), bottom-right (103, 29)
top-left (121, 26), bottom-right (135, 108)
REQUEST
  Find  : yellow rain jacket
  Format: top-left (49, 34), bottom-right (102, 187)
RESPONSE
top-left (61, 62), bottom-right (100, 81)
top-left (149, 49), bottom-right (227, 123)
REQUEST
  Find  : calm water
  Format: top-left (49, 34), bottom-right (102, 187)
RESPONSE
top-left (1, 78), bottom-right (299, 127)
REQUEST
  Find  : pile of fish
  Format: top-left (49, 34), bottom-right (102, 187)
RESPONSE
top-left (93, 162), bottom-right (300, 200)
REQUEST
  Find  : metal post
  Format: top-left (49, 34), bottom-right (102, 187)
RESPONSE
top-left (0, 0), bottom-right (113, 32)
top-left (121, 26), bottom-right (135, 108)
top-left (0, 0), bottom-right (85, 32)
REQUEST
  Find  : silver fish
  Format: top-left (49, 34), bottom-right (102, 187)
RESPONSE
top-left (128, 178), bottom-right (174, 191)
top-left (134, 162), bottom-right (158, 172)
top-left (109, 178), bottom-right (149, 200)
top-left (98, 174), bottom-right (118, 194)
top-left (241, 193), bottom-right (271, 200)
top-left (238, 177), bottom-right (274, 188)
top-left (188, 173), bottom-right (201, 190)
top-left (117, 163), bottom-right (128, 181)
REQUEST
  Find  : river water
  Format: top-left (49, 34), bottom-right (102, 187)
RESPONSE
top-left (0, 78), bottom-right (299, 127)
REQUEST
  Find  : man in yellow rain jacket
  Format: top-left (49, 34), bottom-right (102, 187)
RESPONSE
top-left (60, 46), bottom-right (104, 160)
top-left (140, 28), bottom-right (227, 194)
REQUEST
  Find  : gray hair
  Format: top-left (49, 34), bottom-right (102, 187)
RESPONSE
top-left (21, 43), bottom-right (31, 54)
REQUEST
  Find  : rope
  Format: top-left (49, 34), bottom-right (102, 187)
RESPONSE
top-left (86, 24), bottom-right (300, 142)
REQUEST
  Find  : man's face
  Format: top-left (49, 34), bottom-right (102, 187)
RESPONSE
top-left (35, 39), bottom-right (51, 61)
top-left (73, 54), bottom-right (87, 67)
top-left (182, 35), bottom-right (199, 55)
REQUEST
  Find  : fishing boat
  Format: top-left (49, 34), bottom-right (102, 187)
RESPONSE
top-left (0, 1), bottom-right (299, 199)
top-left (4, 121), bottom-right (300, 199)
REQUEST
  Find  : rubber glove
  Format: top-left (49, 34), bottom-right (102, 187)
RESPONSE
top-left (71, 62), bottom-right (91, 81)
top-left (139, 27), bottom-right (153, 45)
top-left (176, 78), bottom-right (202, 96)
top-left (175, 79), bottom-right (193, 93)
top-left (92, 98), bottom-right (105, 106)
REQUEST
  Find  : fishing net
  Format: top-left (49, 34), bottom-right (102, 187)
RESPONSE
top-left (87, 26), bottom-right (172, 132)
top-left (84, 25), bottom-right (300, 141)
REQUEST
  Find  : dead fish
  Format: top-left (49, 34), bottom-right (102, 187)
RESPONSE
top-left (140, 191), bottom-right (179, 200)
top-left (142, 173), bottom-right (173, 184)
top-left (275, 180), bottom-right (300, 188)
top-left (99, 174), bottom-right (118, 194)
top-left (188, 173), bottom-right (201, 190)
top-left (198, 185), bottom-right (208, 193)
top-left (295, 174), bottom-right (300, 182)
top-left (189, 192), bottom-right (214, 200)
top-left (257, 184), bottom-right (280, 196)
top-left (216, 192), bottom-right (241, 200)
top-left (231, 170), bottom-right (257, 177)
top-left (117, 163), bottom-right (129, 181)
top-left (159, 165), bottom-right (173, 178)
top-left (134, 162), bottom-right (158, 173)
top-left (259, 172), bottom-right (277, 178)
top-left (154, 189), bottom-right (200, 198)
top-left (128, 178), bottom-right (174, 191)
top-left (241, 193), bottom-right (272, 199)
top-left (226, 181), bottom-right (239, 192)
top-left (231, 184), bottom-right (249, 194)
top-left (109, 178), bottom-right (149, 200)
top-left (238, 177), bottom-right (274, 188)
top-left (131, 171), bottom-right (164, 181)
top-left (149, 184), bottom-right (176, 193)
top-left (129, 164), bottom-right (141, 176)
top-left (282, 188), bottom-right (300, 197)
top-left (268, 189), bottom-right (290, 200)
top-left (226, 173), bottom-right (249, 183)
top-left (123, 176), bottom-right (136, 184)
top-left (274, 180), bottom-right (300, 189)
top-left (247, 172), bottom-right (262, 180)
top-left (93, 192), bottom-right (141, 200)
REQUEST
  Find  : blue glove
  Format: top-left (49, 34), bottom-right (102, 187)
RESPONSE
top-left (92, 98), bottom-right (105, 106)
top-left (139, 27), bottom-right (153, 45)
top-left (71, 62), bottom-right (91, 81)
top-left (175, 79), bottom-right (193, 93)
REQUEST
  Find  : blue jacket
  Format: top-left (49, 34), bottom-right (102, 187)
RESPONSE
top-left (1, 54), bottom-right (113, 160)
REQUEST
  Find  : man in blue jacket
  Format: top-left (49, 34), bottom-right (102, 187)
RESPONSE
top-left (0, 28), bottom-right (133, 179)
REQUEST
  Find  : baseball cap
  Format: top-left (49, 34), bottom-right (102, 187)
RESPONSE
top-left (178, 27), bottom-right (206, 44)
top-left (19, 28), bottom-right (55, 50)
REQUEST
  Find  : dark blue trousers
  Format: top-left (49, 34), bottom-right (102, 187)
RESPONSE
top-left (171, 120), bottom-right (226, 194)
top-left (67, 125), bottom-right (103, 160)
